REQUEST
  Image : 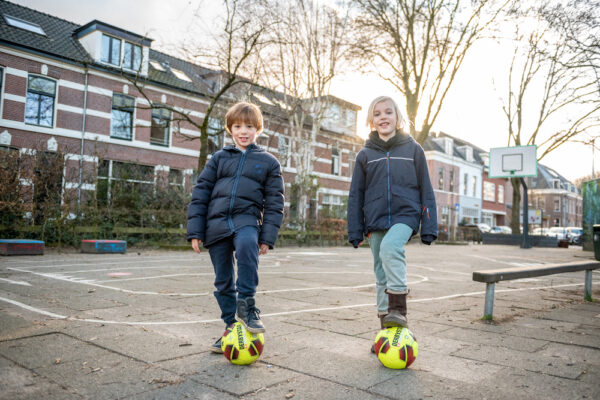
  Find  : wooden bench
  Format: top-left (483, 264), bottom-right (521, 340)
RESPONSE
top-left (472, 261), bottom-right (600, 320)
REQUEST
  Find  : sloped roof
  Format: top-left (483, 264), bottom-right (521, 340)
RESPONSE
top-left (533, 164), bottom-right (579, 193)
top-left (0, 0), bottom-right (91, 63)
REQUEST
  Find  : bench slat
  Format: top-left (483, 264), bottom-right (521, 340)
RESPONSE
top-left (473, 261), bottom-right (600, 283)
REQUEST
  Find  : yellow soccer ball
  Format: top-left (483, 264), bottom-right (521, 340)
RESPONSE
top-left (221, 322), bottom-right (265, 365)
top-left (373, 327), bottom-right (418, 369)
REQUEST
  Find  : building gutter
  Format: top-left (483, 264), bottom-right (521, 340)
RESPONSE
top-left (77, 65), bottom-right (89, 207)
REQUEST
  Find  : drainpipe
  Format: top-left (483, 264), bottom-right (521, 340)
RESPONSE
top-left (77, 66), bottom-right (89, 208)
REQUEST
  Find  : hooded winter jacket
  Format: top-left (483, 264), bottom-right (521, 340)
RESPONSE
top-left (187, 144), bottom-right (284, 248)
top-left (347, 131), bottom-right (437, 245)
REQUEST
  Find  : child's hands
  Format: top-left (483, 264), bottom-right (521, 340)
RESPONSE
top-left (259, 243), bottom-right (269, 255)
top-left (191, 238), bottom-right (202, 254)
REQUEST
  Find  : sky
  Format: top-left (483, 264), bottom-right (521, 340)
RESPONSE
top-left (12, 0), bottom-right (598, 183)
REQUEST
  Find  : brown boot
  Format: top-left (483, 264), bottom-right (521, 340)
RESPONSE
top-left (371, 313), bottom-right (387, 353)
top-left (382, 293), bottom-right (408, 328)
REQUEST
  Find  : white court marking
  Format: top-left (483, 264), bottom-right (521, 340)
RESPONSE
top-left (0, 282), bottom-right (585, 326)
top-left (0, 278), bottom-right (31, 286)
top-left (6, 267), bottom-right (428, 296)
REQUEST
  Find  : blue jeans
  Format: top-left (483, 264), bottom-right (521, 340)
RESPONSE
top-left (208, 226), bottom-right (260, 325)
top-left (368, 223), bottom-right (413, 314)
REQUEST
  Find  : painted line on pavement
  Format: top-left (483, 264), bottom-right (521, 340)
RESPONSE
top-left (0, 282), bottom-right (584, 326)
top-left (0, 278), bottom-right (31, 286)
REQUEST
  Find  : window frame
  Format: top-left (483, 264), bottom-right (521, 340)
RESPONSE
top-left (449, 170), bottom-right (455, 192)
top-left (483, 181), bottom-right (496, 202)
top-left (498, 184), bottom-right (504, 204)
top-left (438, 168), bottom-right (444, 191)
top-left (150, 106), bottom-right (171, 147)
top-left (24, 74), bottom-right (57, 128)
top-left (110, 93), bottom-right (135, 141)
top-left (463, 173), bottom-right (468, 195)
top-left (472, 176), bottom-right (477, 197)
top-left (123, 41), bottom-right (142, 71)
top-left (101, 34), bottom-right (122, 66)
top-left (331, 148), bottom-right (340, 176)
top-left (0, 66), bottom-right (4, 118)
top-left (278, 136), bottom-right (290, 168)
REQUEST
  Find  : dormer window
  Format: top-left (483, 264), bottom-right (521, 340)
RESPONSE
top-left (101, 34), bottom-right (121, 66)
top-left (4, 14), bottom-right (46, 36)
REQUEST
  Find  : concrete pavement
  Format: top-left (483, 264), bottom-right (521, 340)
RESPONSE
top-left (1, 244), bottom-right (599, 399)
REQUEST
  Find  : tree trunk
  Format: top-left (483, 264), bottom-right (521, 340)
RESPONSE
top-left (510, 177), bottom-right (521, 234)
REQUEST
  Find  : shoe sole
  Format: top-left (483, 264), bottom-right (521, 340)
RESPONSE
top-left (209, 346), bottom-right (223, 354)
top-left (235, 315), bottom-right (266, 334)
top-left (382, 319), bottom-right (409, 329)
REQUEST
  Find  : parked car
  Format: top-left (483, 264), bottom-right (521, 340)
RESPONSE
top-left (532, 227), bottom-right (551, 236)
top-left (490, 226), bottom-right (512, 234)
top-left (566, 227), bottom-right (583, 245)
top-left (548, 227), bottom-right (568, 240)
top-left (477, 223), bottom-right (492, 233)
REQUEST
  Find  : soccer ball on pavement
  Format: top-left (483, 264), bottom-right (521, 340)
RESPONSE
top-left (373, 327), bottom-right (418, 369)
top-left (221, 322), bottom-right (265, 365)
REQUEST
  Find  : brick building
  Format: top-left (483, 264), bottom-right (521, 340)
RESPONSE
top-left (528, 164), bottom-right (583, 228)
top-left (0, 0), bottom-right (363, 223)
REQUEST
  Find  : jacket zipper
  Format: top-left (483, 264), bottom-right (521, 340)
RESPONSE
top-left (386, 151), bottom-right (391, 227)
top-left (228, 150), bottom-right (248, 232)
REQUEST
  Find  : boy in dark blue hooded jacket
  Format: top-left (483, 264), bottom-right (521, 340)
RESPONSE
top-left (347, 96), bottom-right (437, 343)
top-left (187, 102), bottom-right (284, 352)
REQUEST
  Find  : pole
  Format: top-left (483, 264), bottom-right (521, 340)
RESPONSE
top-left (520, 178), bottom-right (531, 248)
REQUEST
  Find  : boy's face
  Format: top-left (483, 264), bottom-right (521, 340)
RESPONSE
top-left (230, 121), bottom-right (258, 151)
top-left (372, 100), bottom-right (397, 138)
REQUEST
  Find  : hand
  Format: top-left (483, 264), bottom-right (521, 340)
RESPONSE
top-left (191, 238), bottom-right (202, 254)
top-left (259, 243), bottom-right (269, 255)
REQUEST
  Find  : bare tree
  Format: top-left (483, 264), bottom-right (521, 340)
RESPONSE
top-left (256, 0), bottom-right (351, 226)
top-left (126, 0), bottom-right (266, 171)
top-left (351, 0), bottom-right (510, 143)
top-left (500, 1), bottom-right (600, 233)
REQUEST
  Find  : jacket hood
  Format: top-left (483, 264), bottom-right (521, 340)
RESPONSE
top-left (366, 130), bottom-right (413, 151)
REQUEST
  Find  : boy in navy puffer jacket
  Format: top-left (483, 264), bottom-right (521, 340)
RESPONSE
top-left (347, 96), bottom-right (437, 348)
top-left (187, 102), bottom-right (284, 353)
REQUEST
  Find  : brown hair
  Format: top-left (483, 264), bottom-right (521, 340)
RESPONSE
top-left (366, 96), bottom-right (404, 131)
top-left (225, 102), bottom-right (263, 134)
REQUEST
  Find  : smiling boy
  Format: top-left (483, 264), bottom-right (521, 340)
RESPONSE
top-left (187, 102), bottom-right (284, 352)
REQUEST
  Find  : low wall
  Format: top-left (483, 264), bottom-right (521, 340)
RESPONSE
top-left (482, 233), bottom-right (559, 247)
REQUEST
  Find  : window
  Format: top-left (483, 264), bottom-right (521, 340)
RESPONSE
top-left (331, 148), bottom-right (340, 175)
top-left (483, 182), bottom-right (495, 202)
top-left (438, 168), bottom-right (444, 190)
top-left (97, 160), bottom-right (154, 207)
top-left (321, 193), bottom-right (346, 218)
top-left (0, 67), bottom-right (3, 105)
top-left (347, 151), bottom-right (356, 177)
top-left (498, 184), bottom-right (504, 204)
top-left (464, 173), bottom-right (468, 195)
top-left (111, 94), bottom-right (135, 140)
top-left (171, 68), bottom-right (192, 82)
top-left (25, 75), bottom-right (56, 127)
top-left (4, 15), bottom-right (46, 35)
top-left (449, 170), bottom-right (455, 192)
top-left (150, 107), bottom-right (170, 146)
top-left (554, 198), bottom-right (560, 212)
top-left (472, 176), bottom-right (477, 197)
top-left (123, 42), bottom-right (142, 71)
top-left (169, 168), bottom-right (183, 187)
top-left (149, 60), bottom-right (165, 71)
top-left (278, 136), bottom-right (290, 167)
top-left (101, 34), bottom-right (121, 66)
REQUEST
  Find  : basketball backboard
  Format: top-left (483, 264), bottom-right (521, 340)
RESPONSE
top-left (489, 145), bottom-right (537, 178)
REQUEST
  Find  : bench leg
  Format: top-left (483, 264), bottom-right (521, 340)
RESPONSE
top-left (584, 270), bottom-right (593, 302)
top-left (483, 282), bottom-right (495, 320)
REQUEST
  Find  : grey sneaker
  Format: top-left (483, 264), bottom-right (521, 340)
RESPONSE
top-left (210, 337), bottom-right (223, 353)
top-left (236, 297), bottom-right (265, 333)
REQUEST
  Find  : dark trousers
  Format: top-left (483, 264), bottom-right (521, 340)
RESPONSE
top-left (208, 226), bottom-right (259, 325)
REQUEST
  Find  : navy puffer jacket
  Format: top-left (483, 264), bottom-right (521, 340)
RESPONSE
top-left (347, 131), bottom-right (437, 244)
top-left (187, 144), bottom-right (284, 248)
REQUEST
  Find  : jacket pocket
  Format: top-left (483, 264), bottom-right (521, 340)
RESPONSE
top-left (390, 186), bottom-right (420, 215)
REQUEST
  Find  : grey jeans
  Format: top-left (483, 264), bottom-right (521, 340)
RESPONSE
top-left (368, 223), bottom-right (413, 314)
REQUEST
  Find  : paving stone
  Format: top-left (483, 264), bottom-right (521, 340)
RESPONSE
top-left (33, 352), bottom-right (181, 400)
top-left (0, 355), bottom-right (82, 400)
top-left (244, 374), bottom-right (386, 400)
top-left (453, 343), bottom-right (586, 379)
top-left (159, 353), bottom-right (301, 396)
top-left (439, 326), bottom-right (549, 352)
top-left (124, 377), bottom-right (237, 400)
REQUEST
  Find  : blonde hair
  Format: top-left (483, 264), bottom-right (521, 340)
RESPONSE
top-left (366, 96), bottom-right (404, 131)
top-left (225, 102), bottom-right (263, 134)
